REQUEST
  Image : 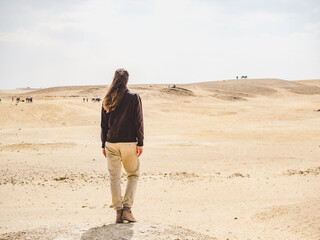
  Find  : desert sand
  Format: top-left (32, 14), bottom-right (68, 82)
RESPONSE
top-left (0, 78), bottom-right (319, 240)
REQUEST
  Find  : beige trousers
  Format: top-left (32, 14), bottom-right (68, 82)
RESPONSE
top-left (106, 142), bottom-right (140, 210)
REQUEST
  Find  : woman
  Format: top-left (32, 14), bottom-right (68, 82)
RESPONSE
top-left (101, 68), bottom-right (144, 223)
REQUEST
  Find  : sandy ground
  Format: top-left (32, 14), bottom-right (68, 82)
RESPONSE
top-left (0, 78), bottom-right (319, 240)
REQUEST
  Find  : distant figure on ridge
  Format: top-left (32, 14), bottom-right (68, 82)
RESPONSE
top-left (26, 97), bottom-right (33, 103)
top-left (101, 68), bottom-right (144, 224)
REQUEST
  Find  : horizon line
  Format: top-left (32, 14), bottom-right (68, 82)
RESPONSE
top-left (1, 77), bottom-right (320, 90)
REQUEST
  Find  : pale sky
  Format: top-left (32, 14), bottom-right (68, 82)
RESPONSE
top-left (0, 0), bottom-right (320, 89)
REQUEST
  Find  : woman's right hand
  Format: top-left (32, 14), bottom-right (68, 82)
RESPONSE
top-left (102, 148), bottom-right (106, 158)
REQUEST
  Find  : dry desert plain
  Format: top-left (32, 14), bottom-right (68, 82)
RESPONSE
top-left (0, 78), bottom-right (320, 240)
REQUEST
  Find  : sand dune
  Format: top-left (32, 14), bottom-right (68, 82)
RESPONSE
top-left (295, 79), bottom-right (320, 87)
top-left (1, 78), bottom-right (319, 104)
top-left (21, 85), bottom-right (105, 96)
top-left (0, 78), bottom-right (319, 239)
top-left (0, 78), bottom-right (318, 105)
top-left (190, 78), bottom-right (320, 97)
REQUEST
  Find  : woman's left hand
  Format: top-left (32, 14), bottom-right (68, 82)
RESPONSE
top-left (137, 146), bottom-right (143, 157)
top-left (102, 148), bottom-right (106, 158)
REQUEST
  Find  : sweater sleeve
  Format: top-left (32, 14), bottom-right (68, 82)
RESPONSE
top-left (134, 94), bottom-right (144, 146)
top-left (101, 106), bottom-right (109, 148)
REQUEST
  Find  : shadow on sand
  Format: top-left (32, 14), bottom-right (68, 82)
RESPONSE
top-left (81, 223), bottom-right (134, 240)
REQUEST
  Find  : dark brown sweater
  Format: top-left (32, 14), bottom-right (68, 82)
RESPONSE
top-left (101, 89), bottom-right (144, 148)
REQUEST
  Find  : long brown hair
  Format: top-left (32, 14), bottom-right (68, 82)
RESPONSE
top-left (103, 68), bottom-right (129, 112)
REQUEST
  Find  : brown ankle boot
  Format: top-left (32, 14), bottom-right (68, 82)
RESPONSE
top-left (122, 206), bottom-right (137, 222)
top-left (116, 209), bottom-right (123, 223)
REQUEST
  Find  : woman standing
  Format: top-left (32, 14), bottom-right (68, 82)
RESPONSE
top-left (101, 68), bottom-right (144, 223)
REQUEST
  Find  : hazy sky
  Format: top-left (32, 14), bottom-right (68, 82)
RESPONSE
top-left (0, 0), bottom-right (320, 89)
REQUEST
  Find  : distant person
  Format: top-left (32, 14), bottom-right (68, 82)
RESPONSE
top-left (101, 68), bottom-right (144, 223)
top-left (236, 76), bottom-right (238, 79)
